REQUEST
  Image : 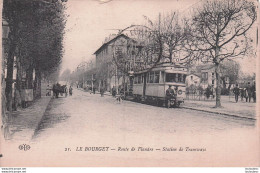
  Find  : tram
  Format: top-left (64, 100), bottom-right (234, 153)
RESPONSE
top-left (132, 63), bottom-right (187, 107)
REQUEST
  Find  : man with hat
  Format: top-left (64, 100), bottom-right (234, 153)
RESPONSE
top-left (246, 82), bottom-right (252, 102)
top-left (165, 85), bottom-right (175, 108)
top-left (233, 84), bottom-right (240, 103)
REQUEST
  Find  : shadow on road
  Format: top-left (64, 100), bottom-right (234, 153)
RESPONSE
top-left (32, 98), bottom-right (70, 139)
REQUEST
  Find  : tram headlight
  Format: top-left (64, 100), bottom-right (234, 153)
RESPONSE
top-left (178, 90), bottom-right (182, 95)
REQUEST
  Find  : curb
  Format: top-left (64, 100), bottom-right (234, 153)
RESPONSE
top-left (181, 106), bottom-right (256, 121)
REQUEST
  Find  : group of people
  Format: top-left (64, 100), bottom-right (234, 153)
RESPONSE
top-left (46, 83), bottom-right (73, 98)
top-left (233, 82), bottom-right (256, 103)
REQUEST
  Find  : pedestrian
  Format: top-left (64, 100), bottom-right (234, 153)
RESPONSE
top-left (112, 86), bottom-right (117, 97)
top-left (69, 86), bottom-right (73, 96)
top-left (205, 85), bottom-right (211, 99)
top-left (211, 85), bottom-right (215, 99)
top-left (64, 85), bottom-right (68, 97)
top-left (251, 81), bottom-right (256, 103)
top-left (165, 85), bottom-right (175, 108)
top-left (100, 86), bottom-right (104, 97)
top-left (246, 82), bottom-right (252, 102)
top-left (233, 84), bottom-right (240, 103)
top-left (93, 87), bottom-right (96, 94)
top-left (240, 88), bottom-right (244, 101)
top-left (244, 88), bottom-right (249, 102)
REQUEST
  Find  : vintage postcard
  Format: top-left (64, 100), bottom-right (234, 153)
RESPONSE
top-left (0, 0), bottom-right (259, 167)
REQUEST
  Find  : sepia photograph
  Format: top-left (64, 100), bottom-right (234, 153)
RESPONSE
top-left (0, 0), bottom-right (259, 168)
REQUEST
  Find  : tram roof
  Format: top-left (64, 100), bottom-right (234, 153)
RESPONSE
top-left (134, 63), bottom-right (187, 74)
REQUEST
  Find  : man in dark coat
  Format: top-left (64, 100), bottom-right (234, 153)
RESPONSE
top-left (246, 82), bottom-right (252, 102)
top-left (165, 85), bottom-right (175, 108)
top-left (251, 81), bottom-right (256, 103)
top-left (233, 84), bottom-right (240, 103)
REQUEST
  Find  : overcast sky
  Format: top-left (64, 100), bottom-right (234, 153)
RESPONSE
top-left (61, 0), bottom-right (257, 75)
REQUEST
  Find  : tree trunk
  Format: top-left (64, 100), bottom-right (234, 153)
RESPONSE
top-left (34, 67), bottom-right (41, 99)
top-left (215, 63), bottom-right (221, 107)
top-left (5, 38), bottom-right (16, 112)
top-left (169, 50), bottom-right (173, 63)
top-left (143, 73), bottom-right (147, 98)
top-left (1, 49), bottom-right (7, 130)
top-left (14, 55), bottom-right (22, 110)
top-left (215, 15), bottom-right (221, 108)
top-left (26, 64), bottom-right (34, 89)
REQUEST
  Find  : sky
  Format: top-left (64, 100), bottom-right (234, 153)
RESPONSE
top-left (61, 0), bottom-right (198, 72)
top-left (61, 0), bottom-right (257, 75)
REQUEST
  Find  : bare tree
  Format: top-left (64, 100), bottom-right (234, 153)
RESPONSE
top-left (185, 0), bottom-right (257, 107)
top-left (160, 12), bottom-right (187, 63)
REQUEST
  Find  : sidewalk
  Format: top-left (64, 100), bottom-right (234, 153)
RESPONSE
top-left (5, 96), bottom-right (52, 141)
top-left (183, 96), bottom-right (256, 120)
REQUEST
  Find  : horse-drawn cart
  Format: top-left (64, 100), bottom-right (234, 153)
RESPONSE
top-left (52, 82), bottom-right (68, 98)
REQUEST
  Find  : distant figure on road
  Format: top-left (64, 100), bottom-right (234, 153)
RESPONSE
top-left (205, 85), bottom-right (211, 99)
top-left (244, 88), bottom-right (249, 102)
top-left (240, 88), bottom-right (245, 101)
top-left (246, 82), bottom-right (251, 102)
top-left (112, 86), bottom-right (117, 97)
top-left (100, 87), bottom-right (104, 97)
top-left (233, 84), bottom-right (240, 103)
top-left (69, 86), bottom-right (73, 96)
top-left (251, 81), bottom-right (256, 103)
top-left (46, 84), bottom-right (51, 96)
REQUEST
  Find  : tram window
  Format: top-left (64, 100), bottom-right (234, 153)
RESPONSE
top-left (134, 76), bottom-right (137, 84)
top-left (178, 74), bottom-right (182, 82)
top-left (150, 72), bottom-right (154, 83)
top-left (147, 73), bottom-right (150, 83)
top-left (161, 71), bottom-right (165, 83)
top-left (141, 75), bottom-right (144, 83)
top-left (154, 71), bottom-right (159, 83)
top-left (166, 73), bottom-right (176, 82)
top-left (138, 75), bottom-right (141, 84)
top-left (183, 74), bottom-right (186, 82)
top-left (175, 73), bottom-right (179, 82)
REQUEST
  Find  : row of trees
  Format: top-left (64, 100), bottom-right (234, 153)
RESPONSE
top-left (2, 0), bottom-right (67, 116)
top-left (110, 0), bottom-right (257, 107)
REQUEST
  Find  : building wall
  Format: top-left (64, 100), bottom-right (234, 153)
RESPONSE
top-left (186, 74), bottom-right (201, 87)
top-left (95, 35), bottom-right (136, 92)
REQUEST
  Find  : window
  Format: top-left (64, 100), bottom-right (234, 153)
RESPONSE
top-left (166, 73), bottom-right (175, 82)
top-left (154, 71), bottom-right (159, 83)
top-left (147, 73), bottom-right (150, 83)
top-left (150, 72), bottom-right (154, 83)
top-left (183, 75), bottom-right (186, 82)
top-left (212, 72), bottom-right (214, 77)
top-left (175, 73), bottom-right (179, 82)
top-left (161, 71), bottom-right (165, 83)
top-left (191, 76), bottom-right (193, 80)
top-left (212, 80), bottom-right (215, 85)
top-left (202, 72), bottom-right (208, 81)
top-left (138, 75), bottom-right (141, 84)
top-left (166, 73), bottom-right (186, 83)
top-left (178, 74), bottom-right (182, 82)
top-left (134, 75), bottom-right (137, 84)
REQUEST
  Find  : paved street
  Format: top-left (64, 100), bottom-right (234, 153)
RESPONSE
top-left (33, 88), bottom-right (255, 142)
top-left (3, 88), bottom-right (254, 166)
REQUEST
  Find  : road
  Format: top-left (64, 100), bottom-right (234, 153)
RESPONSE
top-left (17, 88), bottom-right (257, 166)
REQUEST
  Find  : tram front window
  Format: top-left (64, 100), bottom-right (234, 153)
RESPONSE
top-left (166, 73), bottom-right (186, 83)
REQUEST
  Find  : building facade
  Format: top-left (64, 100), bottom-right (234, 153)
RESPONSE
top-left (94, 34), bottom-right (138, 92)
